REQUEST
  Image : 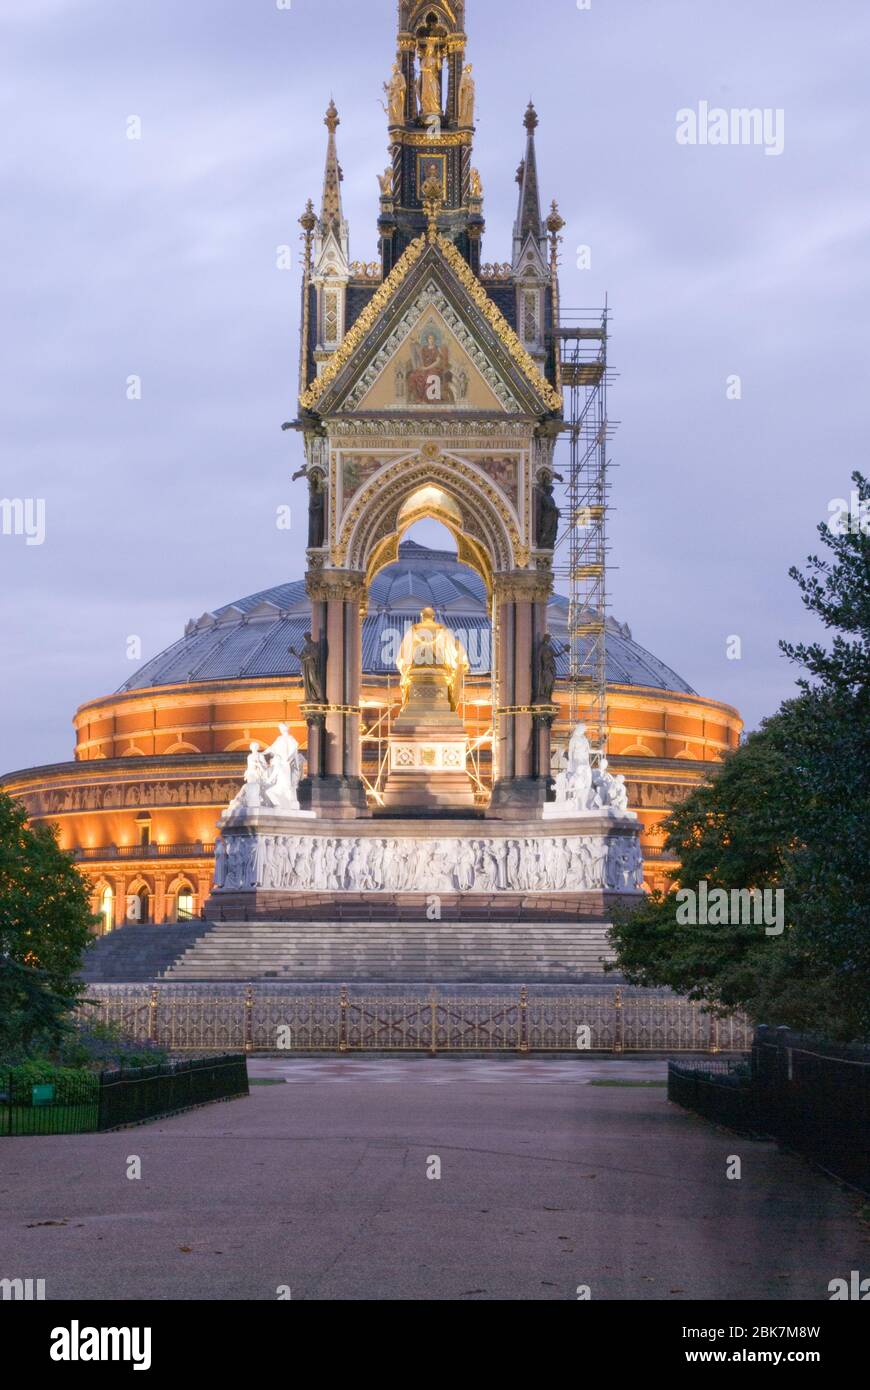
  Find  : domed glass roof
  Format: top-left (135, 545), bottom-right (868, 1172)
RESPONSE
top-left (119, 541), bottom-right (695, 695)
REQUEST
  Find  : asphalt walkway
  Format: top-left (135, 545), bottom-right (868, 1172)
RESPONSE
top-left (0, 1058), bottom-right (864, 1300)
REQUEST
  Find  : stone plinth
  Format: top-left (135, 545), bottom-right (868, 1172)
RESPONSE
top-left (205, 813), bottom-right (643, 922)
top-left (381, 661), bottom-right (475, 811)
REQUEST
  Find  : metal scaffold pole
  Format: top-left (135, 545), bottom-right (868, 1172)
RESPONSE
top-left (552, 304), bottom-right (615, 767)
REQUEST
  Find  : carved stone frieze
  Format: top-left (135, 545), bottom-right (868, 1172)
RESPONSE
top-left (214, 827), bottom-right (643, 895)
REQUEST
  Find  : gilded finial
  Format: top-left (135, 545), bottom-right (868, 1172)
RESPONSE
top-left (420, 171), bottom-right (444, 235)
top-left (524, 100), bottom-right (538, 132)
top-left (324, 99), bottom-right (340, 134)
top-left (299, 198), bottom-right (317, 235)
top-left (546, 199), bottom-right (565, 236)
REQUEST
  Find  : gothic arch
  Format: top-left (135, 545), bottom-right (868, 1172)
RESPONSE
top-left (342, 454), bottom-right (518, 595)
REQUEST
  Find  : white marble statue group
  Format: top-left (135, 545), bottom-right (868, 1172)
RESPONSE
top-left (224, 724), bottom-right (306, 817)
top-left (214, 830), bottom-right (643, 895)
top-left (551, 724), bottom-right (632, 816)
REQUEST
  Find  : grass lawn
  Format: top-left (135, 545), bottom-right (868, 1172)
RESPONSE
top-left (589, 1079), bottom-right (668, 1088)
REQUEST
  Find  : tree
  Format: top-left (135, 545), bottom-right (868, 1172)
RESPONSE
top-left (609, 473), bottom-right (870, 1041)
top-left (0, 789), bottom-right (95, 1053)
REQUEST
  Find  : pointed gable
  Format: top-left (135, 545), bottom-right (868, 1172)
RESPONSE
top-left (299, 233), bottom-right (562, 416)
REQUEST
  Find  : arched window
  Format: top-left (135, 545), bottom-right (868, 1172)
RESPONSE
top-left (126, 888), bottom-right (150, 925)
top-left (176, 887), bottom-right (195, 922)
top-left (99, 886), bottom-right (114, 935)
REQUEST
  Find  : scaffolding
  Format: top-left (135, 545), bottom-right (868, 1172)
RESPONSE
top-left (360, 696), bottom-right (398, 807)
top-left (552, 306), bottom-right (615, 766)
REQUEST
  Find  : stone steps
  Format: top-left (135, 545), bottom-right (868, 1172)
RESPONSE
top-left (78, 924), bottom-right (213, 983)
top-left (165, 921), bottom-right (615, 983)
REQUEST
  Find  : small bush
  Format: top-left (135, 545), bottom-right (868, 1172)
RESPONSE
top-left (58, 1022), bottom-right (169, 1070)
top-left (1, 1062), bottom-right (99, 1106)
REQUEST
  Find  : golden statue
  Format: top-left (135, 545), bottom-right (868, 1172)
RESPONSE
top-left (458, 64), bottom-right (475, 126)
top-left (417, 39), bottom-right (442, 118)
top-left (397, 607), bottom-right (469, 711)
top-left (385, 60), bottom-right (406, 126)
top-left (470, 167), bottom-right (483, 198)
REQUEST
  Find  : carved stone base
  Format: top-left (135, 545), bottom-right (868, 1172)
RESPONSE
top-left (207, 813), bottom-right (644, 912)
top-left (297, 775), bottom-right (370, 820)
top-left (205, 889), bottom-right (640, 924)
top-left (382, 701), bottom-right (475, 811)
top-left (488, 776), bottom-right (553, 819)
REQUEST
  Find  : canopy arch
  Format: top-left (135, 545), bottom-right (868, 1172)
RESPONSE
top-left (341, 454), bottom-right (519, 597)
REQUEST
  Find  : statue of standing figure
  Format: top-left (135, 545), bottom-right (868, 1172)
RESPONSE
top-left (417, 39), bottom-right (442, 118)
top-left (550, 726), bottom-right (636, 818)
top-left (553, 724), bottom-right (594, 811)
top-left (291, 465), bottom-right (326, 549)
top-left (308, 472), bottom-right (326, 549)
top-left (458, 64), bottom-right (475, 126)
top-left (535, 474), bottom-right (561, 549)
top-left (533, 633), bottom-right (558, 705)
top-left (263, 723), bottom-right (305, 812)
top-left (222, 727), bottom-right (308, 822)
top-left (385, 60), bottom-right (407, 125)
top-left (290, 632), bottom-right (327, 706)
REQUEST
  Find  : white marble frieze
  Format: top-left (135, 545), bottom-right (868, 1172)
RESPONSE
top-left (213, 830), bottom-right (643, 895)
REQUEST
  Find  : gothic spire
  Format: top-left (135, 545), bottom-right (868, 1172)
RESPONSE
top-left (319, 100), bottom-right (345, 238)
top-left (514, 102), bottom-right (545, 247)
top-left (314, 98), bottom-right (350, 273)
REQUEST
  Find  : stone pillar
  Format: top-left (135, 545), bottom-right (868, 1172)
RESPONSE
top-left (196, 871), bottom-right (211, 915)
top-left (489, 569), bottom-right (554, 819)
top-left (154, 873), bottom-right (167, 925)
top-left (112, 874), bottom-right (125, 933)
top-left (300, 570), bottom-right (369, 819)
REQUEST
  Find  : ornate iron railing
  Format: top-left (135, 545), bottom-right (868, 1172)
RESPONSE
top-left (80, 986), bottom-right (751, 1055)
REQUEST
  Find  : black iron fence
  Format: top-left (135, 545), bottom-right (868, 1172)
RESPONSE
top-left (98, 1053), bottom-right (248, 1130)
top-left (1, 1070), bottom-right (100, 1136)
top-left (751, 1026), bottom-right (869, 1192)
top-left (1, 1054), bottom-right (248, 1137)
top-left (667, 1058), bottom-right (756, 1133)
top-left (668, 1026), bottom-right (870, 1193)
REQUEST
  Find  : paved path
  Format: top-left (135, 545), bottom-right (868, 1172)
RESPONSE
top-left (1, 1059), bottom-right (865, 1300)
top-left (251, 1057), bottom-right (669, 1084)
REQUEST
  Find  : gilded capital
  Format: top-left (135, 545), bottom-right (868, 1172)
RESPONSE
top-left (305, 569), bottom-right (368, 604)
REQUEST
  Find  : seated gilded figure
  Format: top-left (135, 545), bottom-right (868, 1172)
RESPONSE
top-left (396, 606), bottom-right (469, 712)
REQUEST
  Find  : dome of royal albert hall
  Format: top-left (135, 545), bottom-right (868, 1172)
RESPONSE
top-left (118, 541), bottom-right (696, 696)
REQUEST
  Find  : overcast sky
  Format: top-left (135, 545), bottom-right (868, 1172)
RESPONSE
top-left (1, 0), bottom-right (868, 773)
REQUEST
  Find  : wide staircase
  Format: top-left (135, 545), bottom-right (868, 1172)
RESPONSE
top-left (79, 924), bottom-right (213, 983)
top-left (163, 920), bottom-right (615, 983)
